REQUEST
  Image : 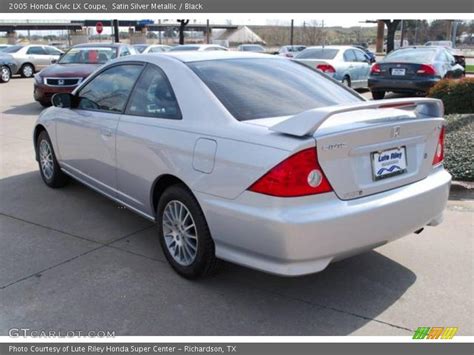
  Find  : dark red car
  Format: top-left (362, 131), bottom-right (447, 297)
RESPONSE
top-left (34, 43), bottom-right (137, 106)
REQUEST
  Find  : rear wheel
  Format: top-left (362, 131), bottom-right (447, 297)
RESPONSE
top-left (36, 131), bottom-right (68, 188)
top-left (372, 90), bottom-right (385, 100)
top-left (0, 66), bottom-right (11, 83)
top-left (20, 63), bottom-right (34, 78)
top-left (157, 184), bottom-right (219, 279)
top-left (342, 76), bottom-right (351, 87)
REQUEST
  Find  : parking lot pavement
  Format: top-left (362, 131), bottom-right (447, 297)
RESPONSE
top-left (0, 78), bottom-right (473, 336)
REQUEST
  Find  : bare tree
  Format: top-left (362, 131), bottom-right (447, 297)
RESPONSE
top-left (383, 20), bottom-right (401, 53)
top-left (177, 19), bottom-right (189, 45)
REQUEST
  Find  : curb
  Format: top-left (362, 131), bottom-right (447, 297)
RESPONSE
top-left (451, 181), bottom-right (473, 191)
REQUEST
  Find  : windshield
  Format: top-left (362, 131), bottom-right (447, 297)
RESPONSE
top-left (188, 58), bottom-right (361, 121)
top-left (242, 45), bottom-right (264, 52)
top-left (2, 45), bottom-right (22, 53)
top-left (169, 46), bottom-right (200, 51)
top-left (59, 47), bottom-right (117, 64)
top-left (296, 48), bottom-right (338, 60)
top-left (384, 48), bottom-right (437, 63)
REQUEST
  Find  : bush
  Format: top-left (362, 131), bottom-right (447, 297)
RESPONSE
top-left (428, 78), bottom-right (474, 114)
top-left (444, 114), bottom-right (474, 181)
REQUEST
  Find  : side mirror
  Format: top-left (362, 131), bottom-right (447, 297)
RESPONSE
top-left (51, 59), bottom-right (58, 64)
top-left (52, 93), bottom-right (74, 108)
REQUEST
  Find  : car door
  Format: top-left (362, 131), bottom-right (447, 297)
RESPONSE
top-left (342, 49), bottom-right (360, 83)
top-left (26, 46), bottom-right (50, 70)
top-left (45, 46), bottom-right (63, 64)
top-left (55, 63), bottom-right (144, 197)
top-left (353, 48), bottom-right (371, 88)
top-left (116, 64), bottom-right (182, 216)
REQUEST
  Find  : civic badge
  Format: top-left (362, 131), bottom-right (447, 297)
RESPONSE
top-left (391, 126), bottom-right (401, 138)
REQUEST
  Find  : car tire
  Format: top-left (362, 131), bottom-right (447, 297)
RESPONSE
top-left (0, 65), bottom-right (11, 83)
top-left (342, 76), bottom-right (351, 87)
top-left (20, 63), bottom-right (34, 78)
top-left (157, 184), bottom-right (219, 279)
top-left (372, 91), bottom-right (385, 100)
top-left (39, 101), bottom-right (51, 108)
top-left (36, 130), bottom-right (69, 188)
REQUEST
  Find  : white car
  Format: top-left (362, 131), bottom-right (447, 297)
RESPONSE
top-left (34, 52), bottom-right (451, 279)
top-left (168, 44), bottom-right (228, 52)
top-left (2, 45), bottom-right (63, 78)
top-left (133, 44), bottom-right (172, 54)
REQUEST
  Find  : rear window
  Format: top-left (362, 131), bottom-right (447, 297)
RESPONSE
top-left (188, 58), bottom-right (361, 121)
top-left (2, 45), bottom-right (22, 53)
top-left (384, 48), bottom-right (437, 63)
top-left (296, 48), bottom-right (338, 60)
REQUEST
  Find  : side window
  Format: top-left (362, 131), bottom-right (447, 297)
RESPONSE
top-left (77, 64), bottom-right (143, 113)
top-left (126, 65), bottom-right (181, 119)
top-left (27, 46), bottom-right (47, 55)
top-left (354, 49), bottom-right (368, 62)
top-left (46, 47), bottom-right (62, 55)
top-left (205, 47), bottom-right (216, 51)
top-left (120, 47), bottom-right (131, 57)
top-left (149, 47), bottom-right (163, 53)
top-left (343, 49), bottom-right (356, 62)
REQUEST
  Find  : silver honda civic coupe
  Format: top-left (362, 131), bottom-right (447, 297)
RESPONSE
top-left (33, 52), bottom-right (451, 279)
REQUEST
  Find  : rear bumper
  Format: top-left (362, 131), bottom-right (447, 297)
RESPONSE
top-left (196, 168), bottom-right (451, 276)
top-left (368, 77), bottom-right (439, 93)
top-left (33, 83), bottom-right (76, 104)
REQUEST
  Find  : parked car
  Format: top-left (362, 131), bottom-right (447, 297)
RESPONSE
top-left (33, 52), bottom-right (450, 279)
top-left (2, 45), bottom-right (63, 78)
top-left (0, 53), bottom-right (18, 83)
top-left (368, 46), bottom-right (465, 100)
top-left (237, 44), bottom-right (266, 53)
top-left (133, 44), bottom-right (172, 53)
top-left (295, 45), bottom-right (371, 88)
top-left (276, 45), bottom-right (306, 58)
top-left (33, 43), bottom-right (136, 107)
top-left (168, 44), bottom-right (228, 52)
top-left (353, 45), bottom-right (376, 63)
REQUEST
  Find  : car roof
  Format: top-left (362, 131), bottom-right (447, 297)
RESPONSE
top-left (304, 45), bottom-right (356, 50)
top-left (160, 51), bottom-right (271, 62)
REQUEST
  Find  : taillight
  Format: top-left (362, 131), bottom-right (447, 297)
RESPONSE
top-left (248, 148), bottom-right (332, 197)
top-left (370, 63), bottom-right (381, 74)
top-left (416, 64), bottom-right (436, 76)
top-left (316, 64), bottom-right (336, 74)
top-left (432, 126), bottom-right (445, 166)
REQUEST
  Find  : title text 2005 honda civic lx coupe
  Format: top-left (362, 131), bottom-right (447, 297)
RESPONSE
top-left (33, 52), bottom-right (451, 279)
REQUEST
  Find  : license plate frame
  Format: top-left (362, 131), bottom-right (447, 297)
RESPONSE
top-left (371, 146), bottom-right (408, 181)
top-left (391, 68), bottom-right (406, 76)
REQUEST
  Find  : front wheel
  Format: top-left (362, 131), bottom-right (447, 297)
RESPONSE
top-left (36, 131), bottom-right (68, 188)
top-left (157, 184), bottom-right (219, 279)
top-left (0, 66), bottom-right (11, 83)
top-left (371, 90), bottom-right (385, 100)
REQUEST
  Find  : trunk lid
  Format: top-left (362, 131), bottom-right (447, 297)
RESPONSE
top-left (376, 62), bottom-right (437, 79)
top-left (268, 98), bottom-right (444, 200)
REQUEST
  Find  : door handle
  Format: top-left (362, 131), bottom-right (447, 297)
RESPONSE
top-left (101, 128), bottom-right (113, 137)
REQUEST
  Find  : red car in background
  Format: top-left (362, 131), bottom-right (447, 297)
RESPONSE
top-left (34, 43), bottom-right (136, 106)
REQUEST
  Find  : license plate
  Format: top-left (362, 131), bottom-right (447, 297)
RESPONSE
top-left (391, 68), bottom-right (406, 76)
top-left (371, 147), bottom-right (407, 181)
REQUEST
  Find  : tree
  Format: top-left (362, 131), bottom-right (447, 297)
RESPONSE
top-left (383, 20), bottom-right (401, 53)
top-left (177, 19), bottom-right (189, 45)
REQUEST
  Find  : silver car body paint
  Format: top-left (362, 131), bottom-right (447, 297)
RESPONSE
top-left (35, 52), bottom-right (451, 276)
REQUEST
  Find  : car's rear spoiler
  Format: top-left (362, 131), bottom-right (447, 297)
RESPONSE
top-left (269, 98), bottom-right (444, 137)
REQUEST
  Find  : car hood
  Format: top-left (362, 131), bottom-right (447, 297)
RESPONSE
top-left (38, 63), bottom-right (101, 77)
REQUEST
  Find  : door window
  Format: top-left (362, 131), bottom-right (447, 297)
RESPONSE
top-left (353, 49), bottom-right (368, 62)
top-left (45, 47), bottom-right (63, 55)
top-left (77, 64), bottom-right (143, 113)
top-left (126, 65), bottom-right (181, 119)
top-left (343, 49), bottom-right (357, 62)
top-left (27, 46), bottom-right (47, 55)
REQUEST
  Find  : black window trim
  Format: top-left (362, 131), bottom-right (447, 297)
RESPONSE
top-left (74, 61), bottom-right (146, 115)
top-left (123, 63), bottom-right (183, 121)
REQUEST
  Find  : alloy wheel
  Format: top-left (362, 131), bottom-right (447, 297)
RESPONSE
top-left (162, 200), bottom-right (198, 266)
top-left (39, 139), bottom-right (54, 180)
top-left (22, 65), bottom-right (33, 78)
top-left (1, 66), bottom-right (10, 82)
